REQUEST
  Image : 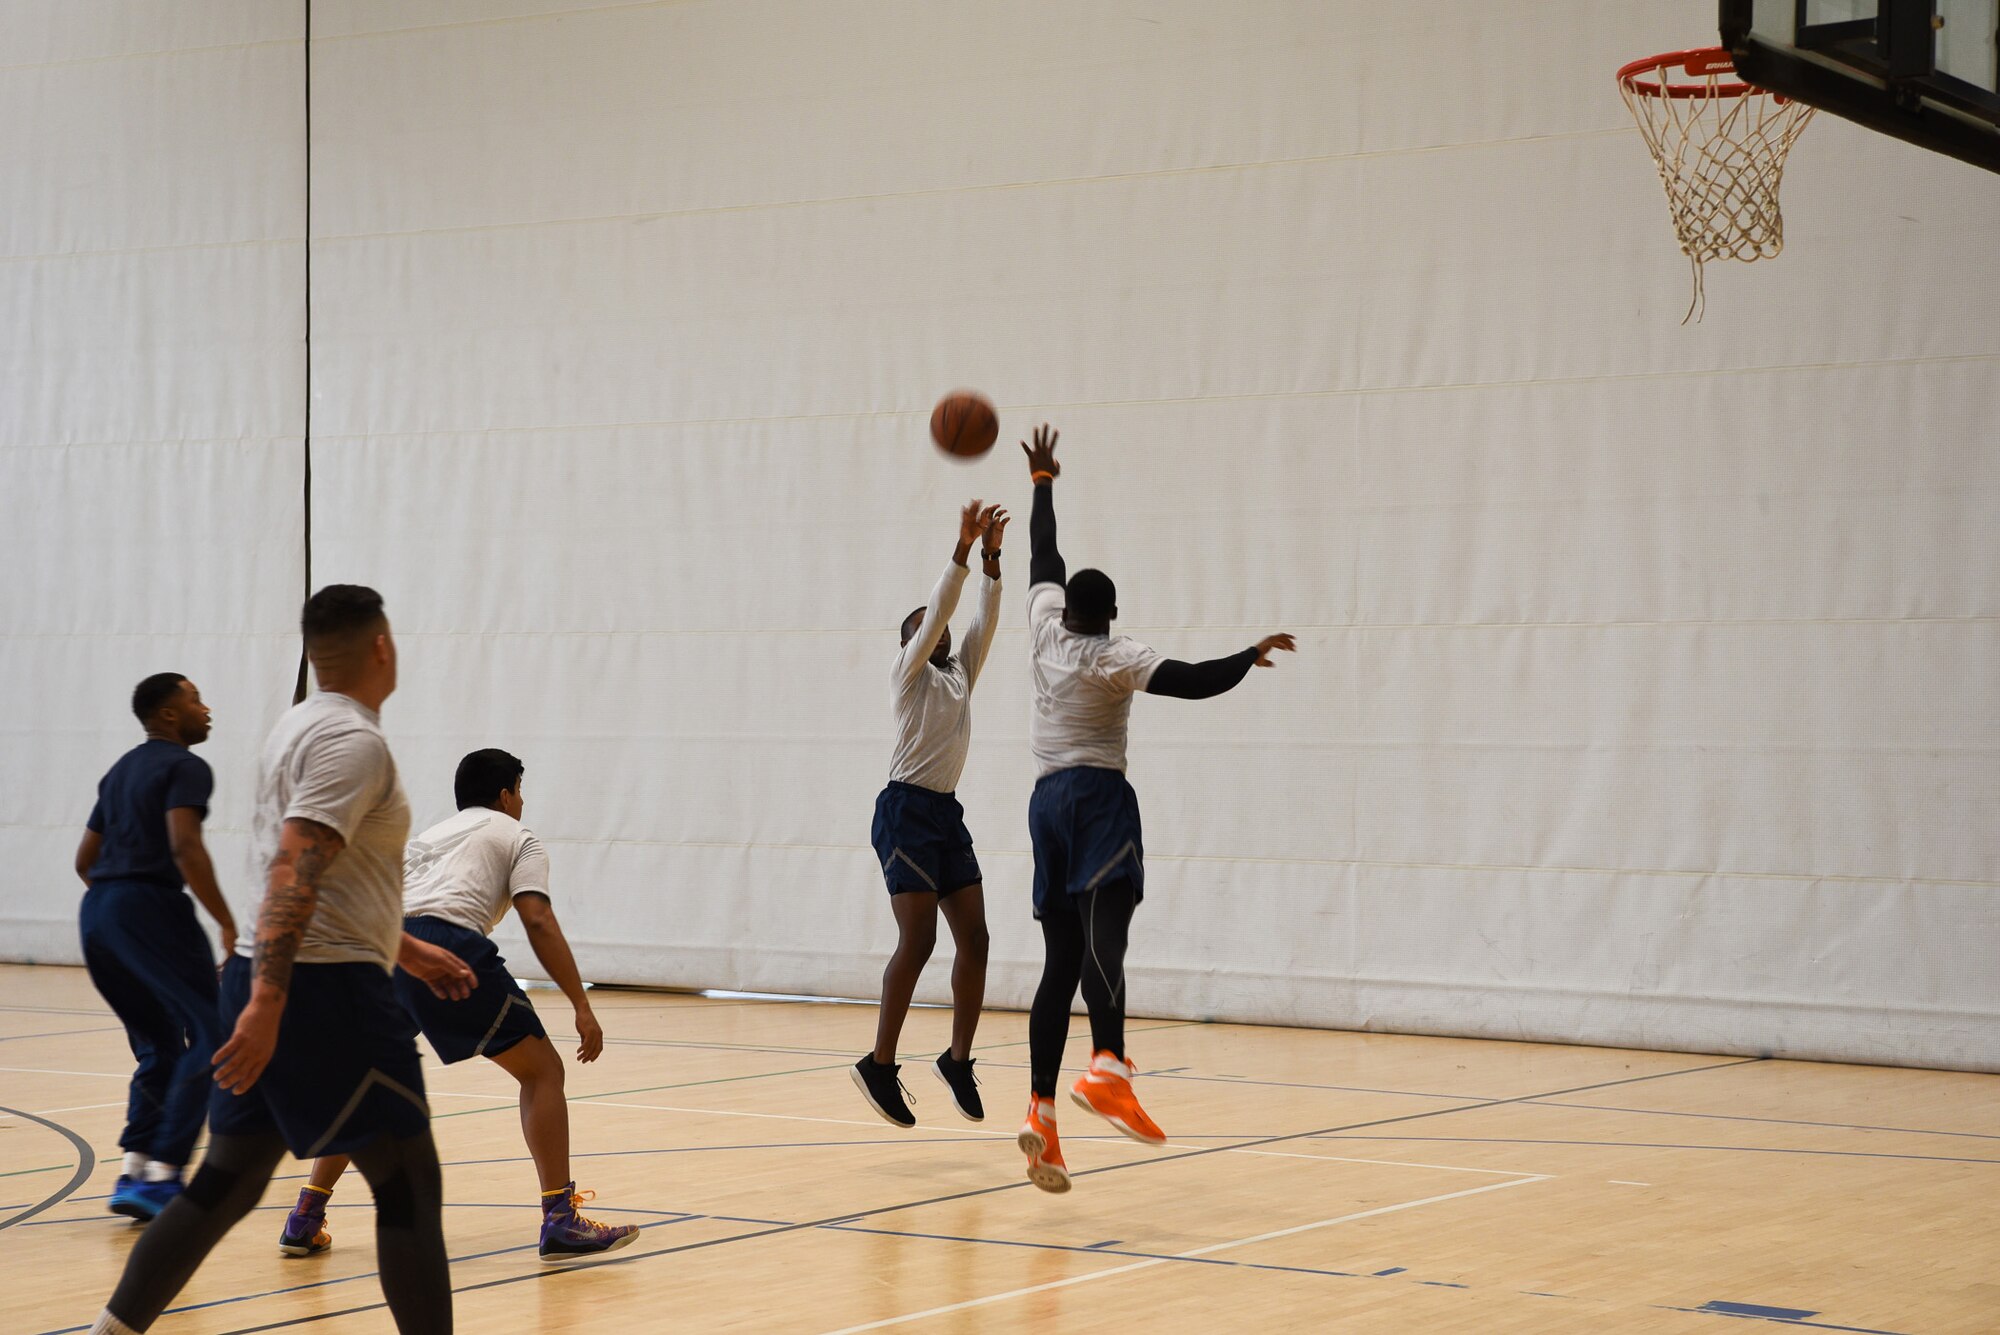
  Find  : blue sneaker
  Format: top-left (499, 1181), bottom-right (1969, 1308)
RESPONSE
top-left (108, 1174), bottom-right (181, 1222)
top-left (538, 1183), bottom-right (639, 1264)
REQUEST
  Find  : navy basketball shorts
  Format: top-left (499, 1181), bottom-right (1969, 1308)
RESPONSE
top-left (209, 956), bottom-right (429, 1158)
top-left (1027, 766), bottom-right (1146, 918)
top-left (394, 915), bottom-right (548, 1066)
top-left (870, 781), bottom-right (983, 897)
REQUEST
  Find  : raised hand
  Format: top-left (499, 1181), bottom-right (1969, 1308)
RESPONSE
top-left (980, 504), bottom-right (1009, 549)
top-left (1021, 423), bottom-right (1060, 480)
top-left (958, 498), bottom-right (987, 547)
top-left (1254, 633), bottom-right (1297, 667)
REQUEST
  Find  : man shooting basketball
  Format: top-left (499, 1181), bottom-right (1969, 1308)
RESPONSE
top-left (853, 499), bottom-right (1007, 1128)
top-left (1013, 425), bottom-right (1294, 1193)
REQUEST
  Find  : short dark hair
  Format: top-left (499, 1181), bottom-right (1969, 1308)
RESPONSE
top-left (301, 584), bottom-right (386, 652)
top-left (455, 748), bottom-right (524, 810)
top-left (1065, 568), bottom-right (1116, 622)
top-left (132, 672), bottom-right (189, 723)
top-left (900, 606), bottom-right (926, 643)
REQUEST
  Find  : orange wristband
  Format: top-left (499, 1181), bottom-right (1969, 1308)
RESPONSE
top-left (1031, 470), bottom-right (1055, 485)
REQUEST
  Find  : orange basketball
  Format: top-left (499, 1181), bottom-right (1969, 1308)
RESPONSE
top-left (929, 391), bottom-right (998, 458)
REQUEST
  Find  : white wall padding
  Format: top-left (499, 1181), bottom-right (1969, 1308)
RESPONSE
top-left (6, 1), bottom-right (1997, 1072)
top-left (0, 2), bottom-right (307, 962)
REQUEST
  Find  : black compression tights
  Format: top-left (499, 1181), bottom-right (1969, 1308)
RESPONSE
top-left (1029, 880), bottom-right (1138, 1099)
top-left (105, 1129), bottom-right (452, 1333)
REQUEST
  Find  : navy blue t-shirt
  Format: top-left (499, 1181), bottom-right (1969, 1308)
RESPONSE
top-left (86, 740), bottom-right (214, 887)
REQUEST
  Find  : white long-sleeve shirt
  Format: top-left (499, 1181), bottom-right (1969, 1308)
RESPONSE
top-left (889, 560), bottom-right (1002, 792)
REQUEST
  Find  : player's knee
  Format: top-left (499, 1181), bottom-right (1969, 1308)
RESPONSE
top-left (182, 1162), bottom-right (243, 1212)
top-left (531, 1040), bottom-right (566, 1090)
top-left (896, 921), bottom-right (938, 961)
top-left (369, 1166), bottom-right (418, 1228)
top-left (961, 921), bottom-right (990, 963)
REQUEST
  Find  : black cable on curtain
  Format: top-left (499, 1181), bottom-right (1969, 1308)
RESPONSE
top-left (292, 0), bottom-right (313, 705)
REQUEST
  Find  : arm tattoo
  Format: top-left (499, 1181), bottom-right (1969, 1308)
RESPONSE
top-left (252, 820), bottom-right (340, 995)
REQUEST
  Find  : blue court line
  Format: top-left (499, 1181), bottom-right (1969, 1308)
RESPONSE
top-left (603, 1035), bottom-right (858, 1058)
top-left (36, 1213), bottom-right (718, 1335)
top-left (25, 1197), bottom-right (704, 1230)
top-left (822, 1220), bottom-right (1342, 1274)
top-left (1655, 1302), bottom-right (1911, 1334)
top-left (430, 1137), bottom-right (1011, 1170)
top-left (198, 1056), bottom-right (1769, 1331)
top-left (1524, 1099), bottom-right (2000, 1142)
top-left (813, 1218), bottom-right (1909, 1333)
top-left (1315, 1134), bottom-right (2000, 1167)
top-left (970, 1057), bottom-right (1498, 1103)
top-left (0, 1024), bottom-right (125, 1044)
top-left (424, 1018), bottom-right (1205, 1122)
top-left (30, 1136), bottom-right (1064, 1228)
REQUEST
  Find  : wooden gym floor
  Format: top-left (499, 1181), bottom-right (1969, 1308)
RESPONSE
top-left (2, 962), bottom-right (1994, 1333)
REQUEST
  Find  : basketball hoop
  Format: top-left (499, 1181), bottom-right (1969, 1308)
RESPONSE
top-left (1617, 47), bottom-right (1815, 322)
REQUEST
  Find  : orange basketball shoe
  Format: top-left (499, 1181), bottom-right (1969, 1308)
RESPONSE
top-left (1070, 1050), bottom-right (1165, 1145)
top-left (1017, 1097), bottom-right (1072, 1193)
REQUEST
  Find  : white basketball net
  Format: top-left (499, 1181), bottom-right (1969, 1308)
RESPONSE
top-left (1619, 51), bottom-right (1815, 321)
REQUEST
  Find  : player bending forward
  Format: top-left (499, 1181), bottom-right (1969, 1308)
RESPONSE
top-left (854, 500), bottom-right (1007, 1127)
top-left (1013, 426), bottom-right (1294, 1193)
top-left (278, 748), bottom-right (639, 1263)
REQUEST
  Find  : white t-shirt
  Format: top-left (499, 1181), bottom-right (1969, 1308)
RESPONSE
top-left (401, 807), bottom-right (551, 936)
top-left (1027, 582), bottom-right (1164, 777)
top-left (243, 691), bottom-right (411, 970)
top-left (890, 560), bottom-right (1002, 792)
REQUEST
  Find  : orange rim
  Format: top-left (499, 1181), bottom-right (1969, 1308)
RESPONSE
top-left (1617, 46), bottom-right (1760, 99)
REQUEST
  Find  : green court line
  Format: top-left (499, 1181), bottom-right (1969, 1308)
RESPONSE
top-left (0, 1164), bottom-right (64, 1180)
top-left (429, 1019), bottom-right (1205, 1121)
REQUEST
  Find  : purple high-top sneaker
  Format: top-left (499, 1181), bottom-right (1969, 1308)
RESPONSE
top-left (539, 1183), bottom-right (639, 1264)
top-left (277, 1185), bottom-right (333, 1257)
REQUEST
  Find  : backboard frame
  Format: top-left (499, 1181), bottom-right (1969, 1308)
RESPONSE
top-left (1719, 0), bottom-right (2000, 172)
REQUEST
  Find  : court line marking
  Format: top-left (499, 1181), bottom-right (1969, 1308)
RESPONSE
top-left (1321, 1135), bottom-right (2000, 1167)
top-left (0, 1025), bottom-right (126, 1044)
top-left (0, 1065), bottom-right (128, 1079)
top-left (812, 1175), bottom-right (1545, 1334)
top-left (577, 1096), bottom-right (1544, 1177)
top-left (209, 1057), bottom-right (1757, 1330)
top-left (0, 1104), bottom-right (94, 1232)
top-left (1525, 1098), bottom-right (2000, 1142)
top-left (20, 1101), bottom-right (124, 1116)
top-left (426, 1019), bottom-right (1203, 1121)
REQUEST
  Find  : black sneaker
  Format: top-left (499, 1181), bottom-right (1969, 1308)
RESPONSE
top-left (934, 1050), bottom-right (984, 1122)
top-left (851, 1055), bottom-right (915, 1128)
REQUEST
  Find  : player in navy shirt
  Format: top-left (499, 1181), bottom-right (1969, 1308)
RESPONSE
top-left (74, 673), bottom-right (236, 1221)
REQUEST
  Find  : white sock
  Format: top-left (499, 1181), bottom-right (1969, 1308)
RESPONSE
top-left (90, 1310), bottom-right (139, 1334)
top-left (141, 1160), bottom-right (179, 1184)
top-left (122, 1152), bottom-right (147, 1178)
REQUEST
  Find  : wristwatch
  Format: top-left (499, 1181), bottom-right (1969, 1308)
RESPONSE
top-left (980, 549), bottom-right (1002, 561)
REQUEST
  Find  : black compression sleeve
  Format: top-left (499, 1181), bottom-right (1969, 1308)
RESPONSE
top-left (1145, 647), bottom-right (1259, 699)
top-left (1029, 482), bottom-right (1065, 588)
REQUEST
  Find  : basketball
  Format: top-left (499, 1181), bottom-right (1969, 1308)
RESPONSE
top-left (929, 391), bottom-right (998, 458)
